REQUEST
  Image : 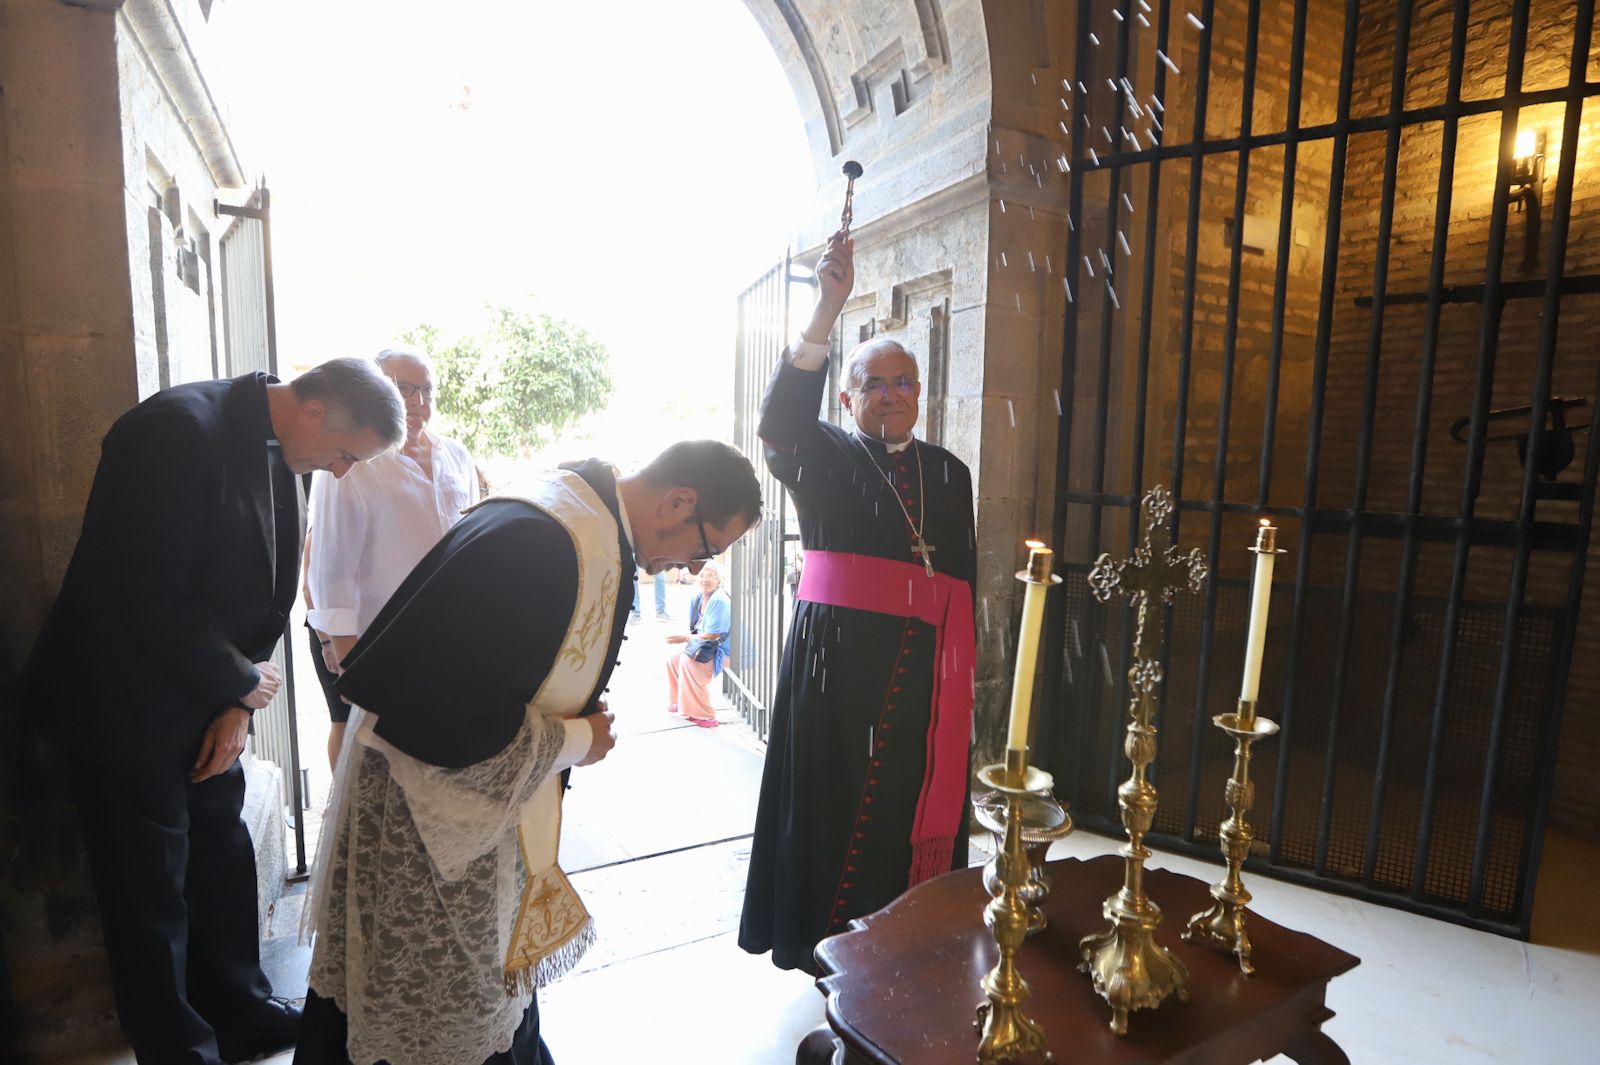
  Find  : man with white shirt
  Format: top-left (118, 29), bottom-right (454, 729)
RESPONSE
top-left (739, 231), bottom-right (978, 974)
top-left (306, 349), bottom-right (479, 765)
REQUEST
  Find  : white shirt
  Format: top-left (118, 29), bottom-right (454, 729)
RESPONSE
top-left (307, 429), bottom-right (480, 637)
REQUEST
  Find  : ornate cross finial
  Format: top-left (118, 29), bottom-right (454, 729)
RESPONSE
top-left (1087, 485), bottom-right (1207, 659)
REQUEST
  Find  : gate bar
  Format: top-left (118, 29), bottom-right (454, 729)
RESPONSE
top-left (1472, 0), bottom-right (1594, 919)
top-left (1314, 0), bottom-right (1413, 878)
top-left (1184, 0), bottom-right (1262, 837)
top-left (1078, 84), bottom-right (1600, 173)
top-left (1051, 0), bottom-right (1094, 811)
top-left (1257, 0), bottom-right (1311, 504)
top-left (1270, 0), bottom-right (1361, 863)
top-left (1093, 0), bottom-right (1139, 806)
top-left (1364, 0), bottom-right (1470, 889)
top-left (1413, 0), bottom-right (1532, 905)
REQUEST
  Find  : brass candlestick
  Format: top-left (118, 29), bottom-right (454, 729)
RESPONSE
top-left (1184, 702), bottom-right (1279, 973)
top-left (973, 750), bottom-right (1055, 1064)
top-left (1079, 485), bottom-right (1207, 1036)
top-left (840, 160), bottom-right (864, 233)
top-left (973, 788), bottom-right (1072, 935)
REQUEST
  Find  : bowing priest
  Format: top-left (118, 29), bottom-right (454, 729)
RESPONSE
top-left (296, 441), bottom-right (762, 1065)
top-left (739, 231), bottom-right (978, 974)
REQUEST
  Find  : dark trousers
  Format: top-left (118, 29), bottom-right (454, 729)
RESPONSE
top-left (306, 624), bottom-right (349, 724)
top-left (294, 988), bottom-right (552, 1065)
top-left (74, 757), bottom-right (273, 1064)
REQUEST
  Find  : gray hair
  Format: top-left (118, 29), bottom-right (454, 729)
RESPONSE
top-left (290, 356), bottom-right (406, 448)
top-left (375, 347), bottom-right (432, 374)
top-left (841, 338), bottom-right (917, 391)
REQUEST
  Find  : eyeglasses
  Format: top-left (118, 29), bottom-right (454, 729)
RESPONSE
top-left (687, 510), bottom-right (717, 573)
top-left (394, 382), bottom-right (434, 402)
top-left (854, 375), bottom-right (918, 399)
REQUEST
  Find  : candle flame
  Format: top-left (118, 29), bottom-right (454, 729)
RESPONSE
top-left (1025, 539), bottom-right (1046, 549)
top-left (1259, 519), bottom-right (1271, 527)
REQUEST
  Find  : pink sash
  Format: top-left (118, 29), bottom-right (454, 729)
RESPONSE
top-left (797, 550), bottom-right (976, 885)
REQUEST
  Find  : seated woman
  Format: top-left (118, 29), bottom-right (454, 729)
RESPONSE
top-left (665, 562), bottom-right (731, 728)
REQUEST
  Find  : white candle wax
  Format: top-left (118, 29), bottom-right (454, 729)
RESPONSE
top-left (1239, 523), bottom-right (1277, 703)
top-left (1007, 544), bottom-right (1052, 754)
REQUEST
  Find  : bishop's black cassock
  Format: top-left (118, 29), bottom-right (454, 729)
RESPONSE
top-left (739, 356), bottom-right (977, 974)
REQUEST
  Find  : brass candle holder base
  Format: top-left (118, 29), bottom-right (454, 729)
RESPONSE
top-left (973, 788), bottom-right (1072, 935)
top-left (1184, 703), bottom-right (1279, 974)
top-left (972, 755), bottom-right (1055, 1064)
top-left (1077, 778), bottom-right (1190, 1036)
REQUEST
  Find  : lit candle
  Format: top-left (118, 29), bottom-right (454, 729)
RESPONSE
top-left (1239, 521), bottom-right (1279, 713)
top-left (1007, 541), bottom-right (1054, 757)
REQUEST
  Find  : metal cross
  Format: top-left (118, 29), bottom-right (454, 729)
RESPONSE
top-left (1087, 485), bottom-right (1207, 664)
top-left (912, 535), bottom-right (936, 577)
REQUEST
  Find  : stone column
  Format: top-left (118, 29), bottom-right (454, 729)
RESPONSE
top-left (0, 0), bottom-right (139, 1055)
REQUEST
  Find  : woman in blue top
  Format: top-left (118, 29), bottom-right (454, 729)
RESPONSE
top-left (665, 561), bottom-right (731, 727)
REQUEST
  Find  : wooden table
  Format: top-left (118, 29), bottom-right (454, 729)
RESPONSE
top-left (800, 854), bottom-right (1358, 1065)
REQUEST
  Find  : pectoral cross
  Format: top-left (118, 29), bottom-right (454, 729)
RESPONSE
top-left (912, 535), bottom-right (936, 577)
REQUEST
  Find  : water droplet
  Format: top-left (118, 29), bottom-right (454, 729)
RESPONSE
top-left (1030, 72), bottom-right (1038, 85)
top-left (1083, 255), bottom-right (1095, 278)
top-left (1078, 81), bottom-right (1089, 95)
top-left (1057, 154), bottom-right (1070, 172)
top-left (1151, 113), bottom-right (1164, 132)
top-left (1145, 128), bottom-right (1160, 147)
top-left (1117, 230), bottom-right (1131, 256)
top-left (1150, 95), bottom-right (1165, 113)
top-left (1187, 12), bottom-right (1206, 30)
top-left (1045, 254), bottom-right (1053, 273)
top-left (1122, 192), bottom-right (1135, 213)
top-left (1035, 172), bottom-right (1043, 189)
top-left (1015, 292), bottom-right (1023, 313)
top-left (1138, 12), bottom-right (1150, 27)
top-left (999, 251), bottom-right (1008, 268)
top-left (999, 199), bottom-right (1007, 213)
top-left (1106, 78), bottom-right (1118, 93)
top-left (1061, 96), bottom-right (1070, 111)
top-left (1098, 248), bottom-right (1111, 272)
top-left (1063, 278), bottom-right (1074, 302)
top-left (1102, 126), bottom-right (1114, 143)
top-left (1089, 147), bottom-right (1100, 165)
top-left (1054, 389), bottom-right (1063, 415)
top-left (1060, 120), bottom-right (1071, 136)
top-left (1089, 32), bottom-right (1101, 45)
top-left (1067, 214), bottom-right (1076, 232)
top-left (1112, 8), bottom-right (1124, 20)
top-left (1157, 50), bottom-right (1180, 75)
top-left (1106, 280), bottom-right (1121, 310)
top-left (1027, 251), bottom-right (1037, 272)
top-left (1138, 0), bottom-right (1151, 11)
top-left (1007, 399), bottom-right (1016, 427)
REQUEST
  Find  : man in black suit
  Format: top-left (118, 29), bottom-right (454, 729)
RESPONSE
top-left (22, 359), bottom-right (405, 1065)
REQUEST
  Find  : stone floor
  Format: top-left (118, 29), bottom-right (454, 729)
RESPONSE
top-left (42, 577), bottom-right (1600, 1064)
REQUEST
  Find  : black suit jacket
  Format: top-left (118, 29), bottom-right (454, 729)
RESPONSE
top-left (23, 373), bottom-right (300, 767)
top-left (335, 459), bottom-right (636, 768)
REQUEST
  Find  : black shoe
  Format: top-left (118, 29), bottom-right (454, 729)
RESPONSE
top-left (216, 996), bottom-right (302, 1064)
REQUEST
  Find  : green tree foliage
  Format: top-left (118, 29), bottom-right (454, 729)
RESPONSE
top-left (405, 307), bottom-right (613, 459)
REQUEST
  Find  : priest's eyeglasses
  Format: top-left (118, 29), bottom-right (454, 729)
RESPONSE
top-left (855, 375), bottom-right (918, 399)
top-left (395, 382), bottom-right (434, 402)
top-left (686, 510), bottom-right (716, 573)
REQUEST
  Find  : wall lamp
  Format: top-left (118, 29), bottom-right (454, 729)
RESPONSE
top-left (1507, 128), bottom-right (1546, 272)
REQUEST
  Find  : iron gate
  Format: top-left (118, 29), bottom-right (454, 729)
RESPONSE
top-left (218, 186), bottom-right (308, 877)
top-left (728, 254), bottom-right (815, 741)
top-left (1038, 0), bottom-right (1598, 937)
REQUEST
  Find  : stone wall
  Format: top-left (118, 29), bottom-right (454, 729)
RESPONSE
top-left (1, 0), bottom-right (253, 1055)
top-left (1, 1), bottom-right (142, 1055)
